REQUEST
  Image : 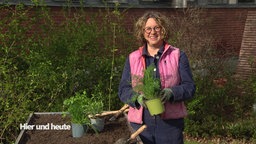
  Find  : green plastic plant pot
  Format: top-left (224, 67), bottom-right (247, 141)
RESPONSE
top-left (71, 123), bottom-right (85, 138)
top-left (145, 98), bottom-right (165, 116)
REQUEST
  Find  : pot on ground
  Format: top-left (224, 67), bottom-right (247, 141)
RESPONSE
top-left (90, 118), bottom-right (105, 132)
top-left (71, 123), bottom-right (88, 138)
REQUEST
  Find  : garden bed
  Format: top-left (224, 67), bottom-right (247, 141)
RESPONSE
top-left (15, 112), bottom-right (142, 144)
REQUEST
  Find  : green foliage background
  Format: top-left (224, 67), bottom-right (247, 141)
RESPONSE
top-left (0, 3), bottom-right (132, 143)
top-left (0, 4), bottom-right (256, 144)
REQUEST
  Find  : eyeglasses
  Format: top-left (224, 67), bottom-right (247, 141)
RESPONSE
top-left (144, 26), bottom-right (161, 34)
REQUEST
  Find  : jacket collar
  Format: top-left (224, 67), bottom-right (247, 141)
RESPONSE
top-left (141, 42), bottom-right (166, 56)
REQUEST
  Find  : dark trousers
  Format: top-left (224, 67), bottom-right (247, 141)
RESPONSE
top-left (130, 109), bottom-right (184, 144)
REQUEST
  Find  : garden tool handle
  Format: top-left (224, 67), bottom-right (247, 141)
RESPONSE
top-left (109, 104), bottom-right (129, 121)
top-left (95, 110), bottom-right (119, 117)
top-left (123, 108), bottom-right (129, 114)
top-left (114, 104), bottom-right (129, 117)
top-left (130, 125), bottom-right (147, 140)
top-left (88, 110), bottom-right (119, 118)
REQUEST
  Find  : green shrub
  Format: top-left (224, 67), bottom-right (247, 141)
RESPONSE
top-left (0, 4), bottom-right (131, 143)
top-left (226, 118), bottom-right (256, 140)
top-left (169, 8), bottom-right (256, 141)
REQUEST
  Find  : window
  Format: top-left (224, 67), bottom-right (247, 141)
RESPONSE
top-left (198, 0), bottom-right (256, 5)
top-left (238, 0), bottom-right (255, 3)
top-left (52, 0), bottom-right (81, 3)
top-left (208, 0), bottom-right (228, 4)
top-left (105, 0), bottom-right (128, 4)
top-left (140, 0), bottom-right (169, 1)
top-left (140, 0), bottom-right (171, 3)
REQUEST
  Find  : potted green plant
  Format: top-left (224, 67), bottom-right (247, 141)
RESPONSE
top-left (63, 91), bottom-right (92, 137)
top-left (133, 65), bottom-right (164, 116)
top-left (87, 96), bottom-right (105, 132)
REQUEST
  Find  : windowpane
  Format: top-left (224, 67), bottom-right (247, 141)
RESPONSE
top-left (140, 0), bottom-right (171, 2)
top-left (208, 0), bottom-right (228, 4)
top-left (238, 0), bottom-right (254, 3)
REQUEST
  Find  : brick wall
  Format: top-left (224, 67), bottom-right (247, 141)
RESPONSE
top-left (49, 7), bottom-right (253, 55)
top-left (205, 8), bottom-right (249, 55)
top-left (125, 8), bottom-right (253, 56)
top-left (2, 6), bottom-right (256, 55)
top-left (236, 11), bottom-right (256, 79)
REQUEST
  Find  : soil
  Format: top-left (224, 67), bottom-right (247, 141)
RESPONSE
top-left (17, 113), bottom-right (254, 144)
top-left (18, 113), bottom-right (139, 144)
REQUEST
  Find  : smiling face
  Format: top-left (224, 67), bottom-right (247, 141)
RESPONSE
top-left (143, 18), bottom-right (164, 48)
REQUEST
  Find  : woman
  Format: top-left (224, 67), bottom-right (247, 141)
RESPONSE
top-left (118, 11), bottom-right (196, 144)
